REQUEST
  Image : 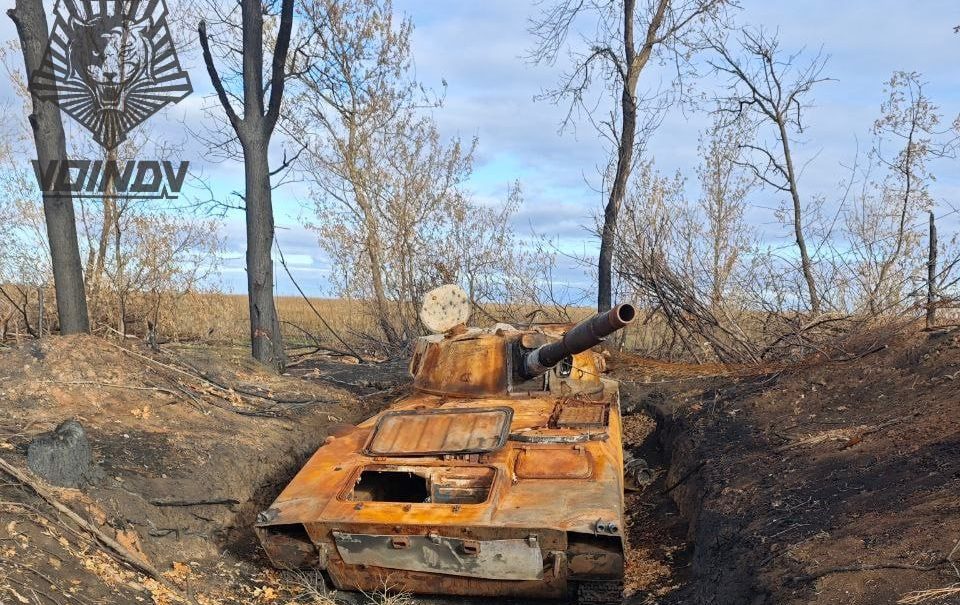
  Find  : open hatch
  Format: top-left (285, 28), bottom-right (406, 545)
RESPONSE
top-left (346, 465), bottom-right (497, 504)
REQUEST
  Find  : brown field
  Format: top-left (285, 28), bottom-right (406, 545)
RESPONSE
top-left (7, 286), bottom-right (668, 353)
top-left (4, 286), bottom-right (745, 358)
top-left (162, 293), bottom-right (678, 357)
top-left (160, 293), bottom-right (618, 351)
top-left (162, 293), bottom-right (378, 347)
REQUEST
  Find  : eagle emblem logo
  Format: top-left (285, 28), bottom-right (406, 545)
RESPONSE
top-left (31, 0), bottom-right (192, 150)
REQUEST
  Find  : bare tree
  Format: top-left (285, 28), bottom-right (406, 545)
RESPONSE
top-left (197, 0), bottom-right (295, 371)
top-left (709, 28), bottom-right (829, 315)
top-left (530, 0), bottom-right (730, 312)
top-left (697, 114), bottom-right (754, 306)
top-left (843, 72), bottom-right (958, 315)
top-left (294, 0), bottom-right (441, 346)
top-left (1, 42), bottom-right (219, 338)
top-left (7, 0), bottom-right (90, 334)
top-left (615, 159), bottom-right (761, 362)
top-left (290, 0), bottom-right (561, 348)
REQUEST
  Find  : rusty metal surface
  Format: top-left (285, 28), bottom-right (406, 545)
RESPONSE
top-left (515, 445), bottom-right (593, 479)
top-left (332, 531), bottom-right (545, 580)
top-left (256, 524), bottom-right (320, 569)
top-left (567, 540), bottom-right (624, 579)
top-left (364, 407), bottom-right (512, 456)
top-left (555, 402), bottom-right (609, 428)
top-left (257, 307), bottom-right (635, 600)
top-left (328, 563), bottom-right (568, 599)
top-left (522, 305), bottom-right (635, 379)
top-left (412, 334), bottom-right (509, 397)
top-left (315, 522), bottom-right (569, 599)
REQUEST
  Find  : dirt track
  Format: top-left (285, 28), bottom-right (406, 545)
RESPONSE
top-left (0, 328), bottom-right (958, 604)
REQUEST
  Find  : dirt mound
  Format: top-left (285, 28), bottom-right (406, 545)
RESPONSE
top-left (616, 326), bottom-right (960, 605)
top-left (0, 335), bottom-right (397, 604)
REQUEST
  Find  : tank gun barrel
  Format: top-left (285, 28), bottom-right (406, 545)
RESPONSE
top-left (521, 303), bottom-right (636, 379)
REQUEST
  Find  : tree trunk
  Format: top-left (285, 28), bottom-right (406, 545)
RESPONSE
top-left (365, 223), bottom-right (399, 343)
top-left (9, 0), bottom-right (90, 334)
top-left (926, 210), bottom-right (937, 330)
top-left (778, 120), bottom-right (820, 315)
top-left (710, 202), bottom-right (724, 308)
top-left (113, 200), bottom-right (125, 336)
top-left (346, 145), bottom-right (400, 344)
top-left (597, 0), bottom-right (669, 312)
top-left (597, 0), bottom-right (639, 313)
top-left (199, 0), bottom-right (292, 372)
top-left (243, 139), bottom-right (286, 372)
top-left (89, 146), bottom-right (118, 312)
top-left (869, 121), bottom-right (916, 315)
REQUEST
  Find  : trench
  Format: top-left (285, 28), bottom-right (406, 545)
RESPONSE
top-left (621, 371), bottom-right (784, 605)
top-left (221, 437), bottom-right (330, 562)
top-left (222, 359), bottom-right (410, 564)
top-left (618, 394), bottom-right (696, 604)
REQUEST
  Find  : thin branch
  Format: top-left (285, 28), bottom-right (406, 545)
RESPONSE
top-left (198, 20), bottom-right (242, 131)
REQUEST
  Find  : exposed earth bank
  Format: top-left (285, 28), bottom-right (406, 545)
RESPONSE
top-left (614, 325), bottom-right (960, 605)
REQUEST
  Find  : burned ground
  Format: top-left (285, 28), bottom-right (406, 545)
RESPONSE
top-left (613, 326), bottom-right (960, 605)
top-left (0, 326), bottom-right (958, 604)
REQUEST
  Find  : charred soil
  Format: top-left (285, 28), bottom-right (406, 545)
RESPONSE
top-left (613, 326), bottom-right (960, 605)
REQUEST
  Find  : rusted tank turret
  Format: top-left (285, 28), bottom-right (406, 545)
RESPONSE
top-left (256, 285), bottom-right (636, 604)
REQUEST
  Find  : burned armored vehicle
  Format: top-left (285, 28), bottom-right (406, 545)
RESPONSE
top-left (256, 285), bottom-right (636, 604)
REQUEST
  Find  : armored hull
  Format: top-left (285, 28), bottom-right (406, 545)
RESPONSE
top-left (256, 302), bottom-right (634, 603)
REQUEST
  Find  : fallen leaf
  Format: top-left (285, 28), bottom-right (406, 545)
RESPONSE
top-left (258, 586), bottom-right (279, 603)
top-left (131, 405), bottom-right (152, 420)
top-left (115, 529), bottom-right (150, 567)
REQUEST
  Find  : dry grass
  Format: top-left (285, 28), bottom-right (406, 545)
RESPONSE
top-left (282, 570), bottom-right (340, 604)
top-left (281, 570), bottom-right (416, 605)
top-left (162, 293), bottom-right (375, 348)
top-left (159, 293), bottom-right (604, 352)
top-left (897, 585), bottom-right (960, 604)
top-left (1, 285), bottom-right (688, 357)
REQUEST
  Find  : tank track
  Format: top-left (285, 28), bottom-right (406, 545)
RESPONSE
top-left (576, 580), bottom-right (624, 604)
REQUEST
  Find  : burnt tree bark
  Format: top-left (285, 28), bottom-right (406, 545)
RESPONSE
top-left (27, 420), bottom-right (102, 488)
top-left (597, 0), bottom-right (669, 312)
top-left (530, 0), bottom-right (726, 313)
top-left (199, 0), bottom-right (293, 372)
top-left (8, 0), bottom-right (90, 334)
top-left (926, 210), bottom-right (937, 329)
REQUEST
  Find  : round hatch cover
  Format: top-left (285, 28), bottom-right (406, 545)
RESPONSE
top-left (420, 284), bottom-right (471, 333)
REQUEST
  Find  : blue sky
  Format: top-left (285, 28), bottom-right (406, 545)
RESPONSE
top-left (2, 0), bottom-right (959, 297)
